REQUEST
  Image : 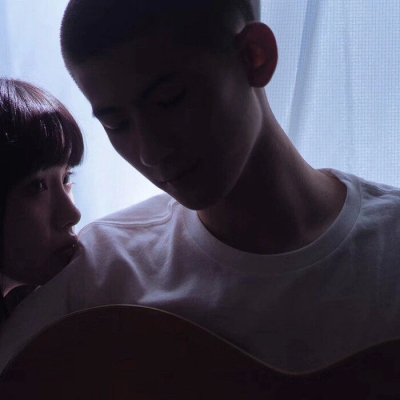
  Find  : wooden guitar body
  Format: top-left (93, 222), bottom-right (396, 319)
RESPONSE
top-left (0, 305), bottom-right (399, 399)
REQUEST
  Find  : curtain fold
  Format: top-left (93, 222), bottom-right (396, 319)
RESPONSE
top-left (0, 1), bottom-right (11, 76)
top-left (287, 0), bottom-right (320, 145)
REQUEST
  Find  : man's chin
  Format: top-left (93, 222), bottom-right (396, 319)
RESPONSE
top-left (171, 190), bottom-right (225, 212)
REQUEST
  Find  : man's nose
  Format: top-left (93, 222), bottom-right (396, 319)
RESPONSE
top-left (137, 131), bottom-right (174, 168)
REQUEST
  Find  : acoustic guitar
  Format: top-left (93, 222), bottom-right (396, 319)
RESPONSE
top-left (0, 305), bottom-right (399, 399)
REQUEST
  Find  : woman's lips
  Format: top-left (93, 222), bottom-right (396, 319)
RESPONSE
top-left (54, 236), bottom-right (78, 259)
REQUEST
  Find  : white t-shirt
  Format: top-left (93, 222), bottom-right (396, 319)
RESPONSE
top-left (1, 169), bottom-right (400, 373)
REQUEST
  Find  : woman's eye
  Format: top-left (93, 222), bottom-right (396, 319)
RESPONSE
top-left (157, 89), bottom-right (186, 108)
top-left (63, 171), bottom-right (74, 185)
top-left (63, 172), bottom-right (75, 193)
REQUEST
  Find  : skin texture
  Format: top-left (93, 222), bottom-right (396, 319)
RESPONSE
top-left (2, 165), bottom-right (81, 294)
top-left (70, 22), bottom-right (346, 254)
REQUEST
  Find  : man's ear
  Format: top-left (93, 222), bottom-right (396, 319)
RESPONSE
top-left (236, 22), bottom-right (278, 87)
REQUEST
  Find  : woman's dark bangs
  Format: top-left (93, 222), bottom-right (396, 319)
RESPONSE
top-left (60, 110), bottom-right (85, 168)
top-left (28, 108), bottom-right (84, 172)
top-left (0, 79), bottom-right (84, 187)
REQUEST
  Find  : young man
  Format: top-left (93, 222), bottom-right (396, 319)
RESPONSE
top-left (1, 0), bottom-right (400, 374)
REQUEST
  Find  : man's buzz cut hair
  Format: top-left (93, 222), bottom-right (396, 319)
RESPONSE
top-left (61, 0), bottom-right (260, 67)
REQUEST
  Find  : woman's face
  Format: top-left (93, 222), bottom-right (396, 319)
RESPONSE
top-left (2, 165), bottom-right (81, 290)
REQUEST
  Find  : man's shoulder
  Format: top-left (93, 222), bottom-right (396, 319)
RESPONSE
top-left (79, 193), bottom-right (180, 236)
top-left (352, 171), bottom-right (400, 208)
top-left (331, 168), bottom-right (400, 203)
top-left (331, 169), bottom-right (400, 228)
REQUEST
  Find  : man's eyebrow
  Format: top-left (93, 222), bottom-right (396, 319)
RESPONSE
top-left (92, 72), bottom-right (179, 119)
top-left (136, 72), bottom-right (178, 105)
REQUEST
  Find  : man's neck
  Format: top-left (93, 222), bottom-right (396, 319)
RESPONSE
top-left (197, 124), bottom-right (347, 255)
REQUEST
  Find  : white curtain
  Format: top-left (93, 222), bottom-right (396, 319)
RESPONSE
top-left (1, 0), bottom-right (400, 231)
top-left (264, 1), bottom-right (400, 184)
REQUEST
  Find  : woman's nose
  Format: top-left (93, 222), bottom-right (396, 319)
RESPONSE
top-left (55, 190), bottom-right (82, 230)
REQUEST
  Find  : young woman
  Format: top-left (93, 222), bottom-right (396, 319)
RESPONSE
top-left (0, 78), bottom-right (84, 324)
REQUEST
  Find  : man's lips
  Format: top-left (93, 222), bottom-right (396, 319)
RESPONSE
top-left (161, 161), bottom-right (199, 184)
